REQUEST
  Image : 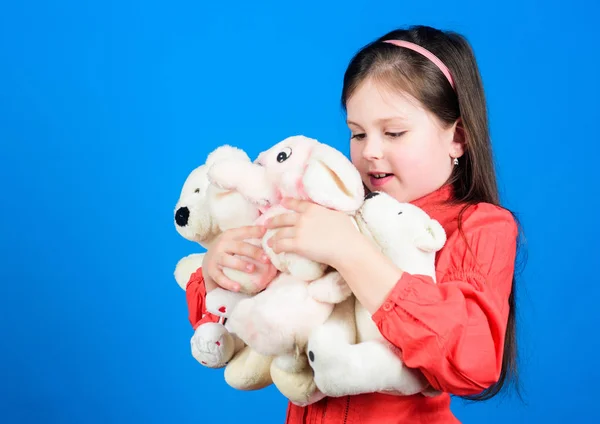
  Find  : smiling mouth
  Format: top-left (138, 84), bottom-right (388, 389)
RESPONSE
top-left (368, 173), bottom-right (394, 187)
top-left (369, 173), bottom-right (393, 179)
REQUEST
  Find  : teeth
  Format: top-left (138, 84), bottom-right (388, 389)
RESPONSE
top-left (372, 173), bottom-right (389, 179)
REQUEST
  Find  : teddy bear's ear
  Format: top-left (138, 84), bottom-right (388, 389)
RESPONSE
top-left (302, 143), bottom-right (364, 213)
top-left (415, 219), bottom-right (447, 253)
top-left (206, 145), bottom-right (250, 168)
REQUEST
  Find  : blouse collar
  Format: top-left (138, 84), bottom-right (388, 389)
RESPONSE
top-left (411, 183), bottom-right (455, 209)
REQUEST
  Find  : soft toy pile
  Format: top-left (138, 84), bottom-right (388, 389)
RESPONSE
top-left (172, 135), bottom-right (447, 405)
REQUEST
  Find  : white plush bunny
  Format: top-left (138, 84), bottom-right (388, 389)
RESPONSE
top-left (208, 135), bottom-right (365, 405)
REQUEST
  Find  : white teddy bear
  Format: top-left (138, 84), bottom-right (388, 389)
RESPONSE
top-left (306, 191), bottom-right (446, 398)
top-left (173, 145), bottom-right (276, 391)
top-left (173, 145), bottom-right (276, 294)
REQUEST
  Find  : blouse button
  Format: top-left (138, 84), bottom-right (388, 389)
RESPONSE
top-left (383, 301), bottom-right (393, 312)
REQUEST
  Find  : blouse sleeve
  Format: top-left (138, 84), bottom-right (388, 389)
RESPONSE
top-left (185, 267), bottom-right (220, 330)
top-left (371, 204), bottom-right (518, 396)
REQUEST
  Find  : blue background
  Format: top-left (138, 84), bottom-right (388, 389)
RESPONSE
top-left (1, 0), bottom-right (597, 423)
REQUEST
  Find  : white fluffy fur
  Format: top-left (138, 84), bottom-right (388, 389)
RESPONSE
top-left (307, 191), bottom-right (447, 398)
top-left (173, 253), bottom-right (205, 291)
top-left (173, 145), bottom-right (275, 392)
top-left (208, 135), bottom-right (365, 283)
top-left (208, 135), bottom-right (366, 405)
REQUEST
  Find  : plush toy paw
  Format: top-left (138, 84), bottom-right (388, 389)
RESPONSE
top-left (206, 288), bottom-right (252, 318)
top-left (224, 346), bottom-right (274, 391)
top-left (190, 322), bottom-right (236, 368)
top-left (268, 248), bottom-right (326, 282)
top-left (308, 337), bottom-right (429, 397)
top-left (271, 353), bottom-right (323, 406)
top-left (174, 253), bottom-right (205, 290)
top-left (307, 271), bottom-right (352, 304)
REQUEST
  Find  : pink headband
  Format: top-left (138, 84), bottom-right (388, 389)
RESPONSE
top-left (384, 39), bottom-right (455, 90)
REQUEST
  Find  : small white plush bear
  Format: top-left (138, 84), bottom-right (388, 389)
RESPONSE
top-left (174, 144), bottom-right (276, 293)
top-left (173, 145), bottom-right (276, 389)
top-left (306, 191), bottom-right (446, 398)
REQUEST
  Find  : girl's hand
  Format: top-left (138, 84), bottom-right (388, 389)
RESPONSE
top-left (265, 198), bottom-right (360, 267)
top-left (202, 225), bottom-right (273, 292)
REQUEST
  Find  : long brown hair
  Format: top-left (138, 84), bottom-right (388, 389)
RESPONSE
top-left (341, 25), bottom-right (524, 401)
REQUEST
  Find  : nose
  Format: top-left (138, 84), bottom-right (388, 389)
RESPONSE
top-left (365, 192), bottom-right (380, 200)
top-left (175, 206), bottom-right (190, 226)
top-left (362, 138), bottom-right (384, 160)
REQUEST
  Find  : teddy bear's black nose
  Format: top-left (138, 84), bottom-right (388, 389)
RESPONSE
top-left (175, 206), bottom-right (190, 227)
top-left (365, 192), bottom-right (380, 200)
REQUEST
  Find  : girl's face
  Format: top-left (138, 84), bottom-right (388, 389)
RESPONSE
top-left (347, 78), bottom-right (464, 203)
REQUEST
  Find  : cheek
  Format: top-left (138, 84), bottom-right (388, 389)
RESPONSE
top-left (349, 142), bottom-right (363, 168)
top-left (387, 141), bottom-right (444, 179)
top-left (387, 147), bottom-right (420, 173)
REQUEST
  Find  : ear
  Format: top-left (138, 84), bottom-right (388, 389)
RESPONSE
top-left (450, 118), bottom-right (466, 158)
top-left (415, 219), bottom-right (447, 253)
top-left (208, 159), bottom-right (279, 207)
top-left (302, 143), bottom-right (365, 213)
top-left (206, 145), bottom-right (251, 167)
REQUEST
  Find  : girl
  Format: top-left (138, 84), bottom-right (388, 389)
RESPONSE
top-left (189, 25), bottom-right (521, 423)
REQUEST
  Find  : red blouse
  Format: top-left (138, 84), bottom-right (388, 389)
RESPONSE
top-left (186, 184), bottom-right (519, 423)
top-left (186, 268), bottom-right (220, 330)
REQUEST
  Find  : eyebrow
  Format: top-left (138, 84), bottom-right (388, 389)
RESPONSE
top-left (347, 116), bottom-right (408, 126)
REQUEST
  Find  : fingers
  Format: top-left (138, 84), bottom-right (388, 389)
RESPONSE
top-left (217, 252), bottom-right (256, 273)
top-left (253, 263), bottom-right (277, 290)
top-left (212, 268), bottom-right (241, 292)
top-left (218, 227), bottom-right (270, 263)
top-left (281, 197), bottom-right (311, 212)
top-left (265, 211), bottom-right (299, 229)
top-left (232, 240), bottom-right (269, 263)
top-left (267, 227), bottom-right (296, 246)
top-left (229, 225), bottom-right (267, 240)
top-left (205, 224), bottom-right (275, 292)
top-left (269, 235), bottom-right (298, 254)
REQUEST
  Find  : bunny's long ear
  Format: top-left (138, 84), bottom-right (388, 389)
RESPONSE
top-left (415, 219), bottom-right (447, 253)
top-left (302, 143), bottom-right (364, 213)
top-left (208, 159), bottom-right (279, 208)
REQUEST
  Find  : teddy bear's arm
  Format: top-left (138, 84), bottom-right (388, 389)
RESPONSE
top-left (206, 288), bottom-right (252, 318)
top-left (307, 271), bottom-right (353, 304)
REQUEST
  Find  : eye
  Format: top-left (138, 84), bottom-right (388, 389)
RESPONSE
top-left (277, 147), bottom-right (292, 163)
top-left (194, 188), bottom-right (200, 193)
top-left (350, 133), bottom-right (366, 140)
top-left (386, 132), bottom-right (406, 138)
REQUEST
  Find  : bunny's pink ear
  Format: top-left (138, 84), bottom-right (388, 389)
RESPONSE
top-left (302, 143), bottom-right (365, 213)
